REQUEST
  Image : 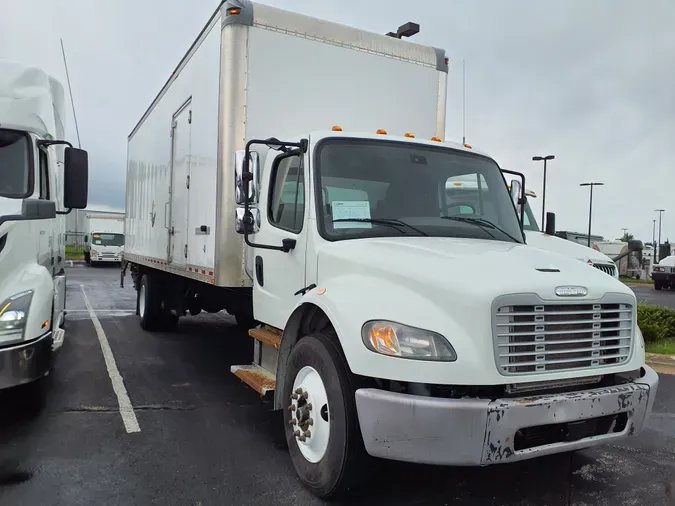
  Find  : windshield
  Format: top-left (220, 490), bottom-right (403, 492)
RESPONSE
top-left (314, 139), bottom-right (524, 243)
top-left (0, 129), bottom-right (32, 199)
top-left (92, 233), bottom-right (125, 246)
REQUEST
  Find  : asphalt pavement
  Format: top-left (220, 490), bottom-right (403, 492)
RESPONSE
top-left (631, 284), bottom-right (675, 309)
top-left (1, 266), bottom-right (674, 505)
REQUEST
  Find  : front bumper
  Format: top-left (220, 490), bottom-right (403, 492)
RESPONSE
top-left (355, 366), bottom-right (659, 466)
top-left (652, 272), bottom-right (675, 283)
top-left (92, 256), bottom-right (121, 262)
top-left (0, 332), bottom-right (53, 390)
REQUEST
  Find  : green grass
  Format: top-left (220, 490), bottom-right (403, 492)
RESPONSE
top-left (621, 277), bottom-right (653, 285)
top-left (65, 244), bottom-right (85, 261)
top-left (646, 339), bottom-right (675, 355)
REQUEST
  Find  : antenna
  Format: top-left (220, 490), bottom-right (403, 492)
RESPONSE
top-left (462, 60), bottom-right (466, 145)
top-left (60, 38), bottom-right (81, 148)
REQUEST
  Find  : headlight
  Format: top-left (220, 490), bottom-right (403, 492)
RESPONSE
top-left (361, 320), bottom-right (457, 361)
top-left (0, 290), bottom-right (33, 338)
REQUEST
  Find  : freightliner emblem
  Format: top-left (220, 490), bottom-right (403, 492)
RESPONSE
top-left (554, 286), bottom-right (588, 297)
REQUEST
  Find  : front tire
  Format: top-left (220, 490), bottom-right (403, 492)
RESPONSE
top-left (655, 280), bottom-right (663, 291)
top-left (284, 333), bottom-right (371, 499)
top-left (138, 274), bottom-right (162, 330)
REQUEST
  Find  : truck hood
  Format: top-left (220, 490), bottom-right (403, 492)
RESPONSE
top-left (317, 236), bottom-right (632, 302)
top-left (0, 198), bottom-right (21, 218)
top-left (524, 231), bottom-right (615, 265)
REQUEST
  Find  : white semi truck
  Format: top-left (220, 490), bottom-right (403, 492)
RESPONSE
top-left (83, 212), bottom-right (125, 265)
top-left (0, 60), bottom-right (89, 406)
top-left (122, 1), bottom-right (658, 498)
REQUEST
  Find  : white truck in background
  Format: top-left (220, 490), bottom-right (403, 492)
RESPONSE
top-left (122, 1), bottom-right (658, 498)
top-left (0, 60), bottom-right (89, 408)
top-left (448, 177), bottom-right (620, 276)
top-left (83, 212), bottom-right (125, 265)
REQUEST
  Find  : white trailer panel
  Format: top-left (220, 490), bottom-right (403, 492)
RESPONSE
top-left (125, 0), bottom-right (448, 287)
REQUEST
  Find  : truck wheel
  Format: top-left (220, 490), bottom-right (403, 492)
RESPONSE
top-left (284, 333), bottom-right (371, 499)
top-left (138, 274), bottom-right (162, 330)
top-left (84, 252), bottom-right (90, 264)
top-left (655, 281), bottom-right (662, 291)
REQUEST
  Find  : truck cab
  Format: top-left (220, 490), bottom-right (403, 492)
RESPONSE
top-left (83, 213), bottom-right (125, 265)
top-left (0, 60), bottom-right (88, 404)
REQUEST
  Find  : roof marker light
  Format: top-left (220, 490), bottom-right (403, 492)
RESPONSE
top-left (404, 132), bottom-right (415, 138)
top-left (332, 125), bottom-right (343, 131)
top-left (464, 143), bottom-right (472, 149)
top-left (431, 136), bottom-right (442, 142)
top-left (227, 7), bottom-right (241, 15)
top-left (376, 129), bottom-right (387, 135)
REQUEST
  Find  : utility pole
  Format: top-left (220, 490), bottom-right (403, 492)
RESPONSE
top-left (532, 155), bottom-right (555, 227)
top-left (621, 228), bottom-right (628, 238)
top-left (655, 209), bottom-right (665, 263)
top-left (580, 182), bottom-right (604, 247)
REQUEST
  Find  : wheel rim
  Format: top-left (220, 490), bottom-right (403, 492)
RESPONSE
top-left (289, 365), bottom-right (330, 463)
top-left (139, 284), bottom-right (146, 319)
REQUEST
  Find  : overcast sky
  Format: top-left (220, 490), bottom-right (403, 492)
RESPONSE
top-left (1, 0), bottom-right (674, 242)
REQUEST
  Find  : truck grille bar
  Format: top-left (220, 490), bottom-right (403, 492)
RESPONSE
top-left (593, 263), bottom-right (617, 277)
top-left (493, 298), bottom-right (634, 375)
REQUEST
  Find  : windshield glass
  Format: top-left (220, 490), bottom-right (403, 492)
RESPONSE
top-left (315, 139), bottom-right (524, 243)
top-left (92, 233), bottom-right (124, 246)
top-left (523, 198), bottom-right (540, 232)
top-left (0, 129), bottom-right (31, 199)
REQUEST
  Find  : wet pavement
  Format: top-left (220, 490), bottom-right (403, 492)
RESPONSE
top-left (0, 265), bottom-right (674, 505)
top-left (631, 284), bottom-right (675, 309)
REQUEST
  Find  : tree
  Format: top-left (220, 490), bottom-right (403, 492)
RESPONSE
top-left (620, 232), bottom-right (634, 242)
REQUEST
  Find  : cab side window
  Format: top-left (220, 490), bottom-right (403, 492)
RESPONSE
top-left (39, 149), bottom-right (50, 200)
top-left (268, 154), bottom-right (304, 233)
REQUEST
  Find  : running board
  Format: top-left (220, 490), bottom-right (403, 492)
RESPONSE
top-left (248, 326), bottom-right (282, 349)
top-left (231, 364), bottom-right (276, 396)
top-left (52, 328), bottom-right (66, 352)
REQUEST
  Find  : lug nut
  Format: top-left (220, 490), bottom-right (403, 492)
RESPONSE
top-left (304, 430), bottom-right (311, 438)
top-left (308, 418), bottom-right (314, 426)
top-left (293, 430), bottom-right (301, 437)
top-left (298, 435), bottom-right (307, 442)
top-left (291, 394), bottom-right (299, 400)
top-left (289, 419), bottom-right (296, 425)
top-left (301, 391), bottom-right (309, 400)
top-left (295, 388), bottom-right (303, 394)
top-left (306, 403), bottom-right (312, 410)
top-left (287, 404), bottom-right (295, 411)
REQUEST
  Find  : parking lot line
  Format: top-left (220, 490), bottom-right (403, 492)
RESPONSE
top-left (80, 284), bottom-right (141, 434)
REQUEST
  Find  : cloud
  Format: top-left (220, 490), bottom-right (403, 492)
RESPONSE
top-left (1, 0), bottom-right (674, 242)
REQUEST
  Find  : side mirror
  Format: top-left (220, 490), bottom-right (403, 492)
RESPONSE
top-left (545, 212), bottom-right (556, 235)
top-left (63, 147), bottom-right (89, 209)
top-left (22, 199), bottom-right (56, 220)
top-left (235, 207), bottom-right (260, 235)
top-left (628, 239), bottom-right (643, 252)
top-left (234, 150), bottom-right (260, 205)
top-left (509, 179), bottom-right (522, 208)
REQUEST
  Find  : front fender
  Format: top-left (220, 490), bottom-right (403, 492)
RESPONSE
top-left (295, 273), bottom-right (488, 385)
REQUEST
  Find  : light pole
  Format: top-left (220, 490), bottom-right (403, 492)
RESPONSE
top-left (580, 182), bottom-right (604, 247)
top-left (655, 209), bottom-right (665, 263)
top-left (532, 155), bottom-right (555, 226)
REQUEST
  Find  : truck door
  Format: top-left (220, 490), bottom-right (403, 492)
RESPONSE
top-left (168, 99), bottom-right (192, 267)
top-left (252, 151), bottom-right (308, 329)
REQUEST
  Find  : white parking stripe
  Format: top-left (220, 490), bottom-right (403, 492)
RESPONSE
top-left (80, 284), bottom-right (141, 433)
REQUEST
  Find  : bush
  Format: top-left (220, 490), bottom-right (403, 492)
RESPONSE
top-left (637, 304), bottom-right (675, 343)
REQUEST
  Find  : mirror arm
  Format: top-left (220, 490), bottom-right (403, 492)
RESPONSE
top-left (56, 208), bottom-right (73, 216)
top-left (502, 168), bottom-right (527, 233)
top-left (37, 139), bottom-right (74, 149)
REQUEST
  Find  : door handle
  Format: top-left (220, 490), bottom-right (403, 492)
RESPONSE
top-left (164, 202), bottom-right (170, 230)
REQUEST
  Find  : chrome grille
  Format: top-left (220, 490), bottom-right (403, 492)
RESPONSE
top-left (593, 263), bottom-right (616, 277)
top-left (493, 298), bottom-right (633, 375)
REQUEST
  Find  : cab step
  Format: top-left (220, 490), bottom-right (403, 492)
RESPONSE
top-left (231, 364), bottom-right (276, 396)
top-left (248, 325), bottom-right (282, 349)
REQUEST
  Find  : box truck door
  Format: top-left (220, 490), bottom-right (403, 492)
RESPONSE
top-left (168, 99), bottom-right (192, 266)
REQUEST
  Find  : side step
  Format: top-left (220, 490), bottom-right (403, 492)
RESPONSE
top-left (231, 325), bottom-right (283, 396)
top-left (231, 364), bottom-right (276, 396)
top-left (248, 326), bottom-right (281, 349)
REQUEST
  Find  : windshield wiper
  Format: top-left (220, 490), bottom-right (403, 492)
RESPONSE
top-left (332, 218), bottom-right (429, 236)
top-left (441, 216), bottom-right (521, 243)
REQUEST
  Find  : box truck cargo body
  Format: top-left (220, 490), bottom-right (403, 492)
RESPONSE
top-left (123, 1), bottom-right (657, 498)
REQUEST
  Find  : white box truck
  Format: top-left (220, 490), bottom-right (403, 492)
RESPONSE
top-left (0, 60), bottom-right (89, 408)
top-left (122, 1), bottom-right (658, 498)
top-left (83, 212), bottom-right (125, 265)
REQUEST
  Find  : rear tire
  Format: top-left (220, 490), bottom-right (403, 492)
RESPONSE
top-left (283, 333), bottom-right (372, 499)
top-left (138, 274), bottom-right (162, 330)
top-left (655, 281), bottom-right (662, 291)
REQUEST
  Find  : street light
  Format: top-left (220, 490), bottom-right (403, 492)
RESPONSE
top-left (580, 182), bottom-right (604, 247)
top-left (386, 22), bottom-right (420, 39)
top-left (655, 209), bottom-right (665, 263)
top-left (532, 155), bottom-right (555, 227)
top-left (653, 219), bottom-right (657, 254)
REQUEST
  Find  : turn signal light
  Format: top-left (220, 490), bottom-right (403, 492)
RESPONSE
top-left (227, 7), bottom-right (241, 15)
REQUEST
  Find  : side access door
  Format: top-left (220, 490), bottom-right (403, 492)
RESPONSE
top-left (167, 99), bottom-right (192, 267)
top-left (252, 151), bottom-right (308, 329)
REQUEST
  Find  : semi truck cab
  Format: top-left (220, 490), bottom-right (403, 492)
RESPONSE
top-left (0, 60), bottom-right (88, 403)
